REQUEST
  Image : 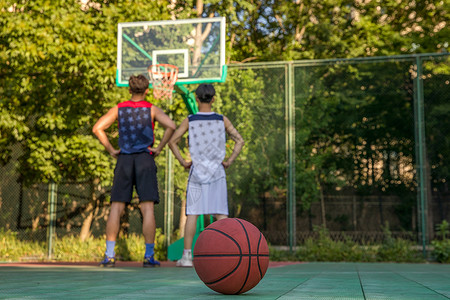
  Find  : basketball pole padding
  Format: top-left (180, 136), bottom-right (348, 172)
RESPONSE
top-left (167, 217), bottom-right (208, 261)
top-left (174, 84), bottom-right (198, 114)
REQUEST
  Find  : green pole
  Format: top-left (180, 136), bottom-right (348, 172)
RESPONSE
top-left (47, 181), bottom-right (57, 259)
top-left (286, 62), bottom-right (296, 251)
top-left (413, 56), bottom-right (428, 258)
top-left (164, 98), bottom-right (175, 247)
top-left (174, 85), bottom-right (198, 114)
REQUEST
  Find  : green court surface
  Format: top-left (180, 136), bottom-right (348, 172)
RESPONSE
top-left (1, 262), bottom-right (449, 299)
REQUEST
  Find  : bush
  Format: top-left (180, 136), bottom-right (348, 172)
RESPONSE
top-left (53, 236), bottom-right (104, 261)
top-left (296, 226), bottom-right (377, 262)
top-left (431, 220), bottom-right (450, 263)
top-left (0, 229), bottom-right (167, 262)
top-left (269, 246), bottom-right (297, 261)
top-left (272, 225), bottom-right (424, 263)
top-left (115, 229), bottom-right (167, 261)
top-left (0, 229), bottom-right (46, 262)
top-left (376, 223), bottom-right (423, 263)
top-left (376, 238), bottom-right (423, 262)
top-left (431, 240), bottom-right (450, 263)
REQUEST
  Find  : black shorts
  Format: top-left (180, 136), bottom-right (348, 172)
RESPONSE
top-left (110, 152), bottom-right (159, 203)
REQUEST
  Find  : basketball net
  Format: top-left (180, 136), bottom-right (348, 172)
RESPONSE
top-left (148, 64), bottom-right (179, 101)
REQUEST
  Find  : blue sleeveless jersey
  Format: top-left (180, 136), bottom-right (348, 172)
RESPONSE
top-left (117, 100), bottom-right (154, 154)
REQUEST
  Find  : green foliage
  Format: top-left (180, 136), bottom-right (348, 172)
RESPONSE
top-left (377, 238), bottom-right (423, 263)
top-left (53, 231), bottom-right (167, 262)
top-left (0, 229), bottom-right (46, 261)
top-left (0, 229), bottom-right (167, 262)
top-left (431, 240), bottom-right (450, 264)
top-left (0, 0), bottom-right (172, 185)
top-left (180, 0), bottom-right (449, 62)
top-left (268, 246), bottom-right (297, 262)
top-left (53, 235), bottom-right (104, 262)
top-left (376, 223), bottom-right (423, 262)
top-left (115, 229), bottom-right (167, 262)
top-left (431, 220), bottom-right (450, 263)
top-left (268, 226), bottom-right (424, 263)
top-left (296, 226), bottom-right (377, 262)
top-left (0, 0), bottom-right (174, 239)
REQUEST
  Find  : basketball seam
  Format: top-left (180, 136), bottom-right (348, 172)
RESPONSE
top-left (257, 232), bottom-right (263, 278)
top-left (200, 227), bottom-right (243, 286)
top-left (236, 219), bottom-right (251, 295)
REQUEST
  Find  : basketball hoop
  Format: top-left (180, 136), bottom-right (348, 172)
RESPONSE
top-left (148, 64), bottom-right (179, 100)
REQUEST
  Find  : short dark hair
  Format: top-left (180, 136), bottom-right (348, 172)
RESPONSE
top-left (195, 84), bottom-right (216, 103)
top-left (129, 75), bottom-right (149, 94)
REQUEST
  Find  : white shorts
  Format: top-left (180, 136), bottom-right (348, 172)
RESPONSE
top-left (186, 177), bottom-right (228, 215)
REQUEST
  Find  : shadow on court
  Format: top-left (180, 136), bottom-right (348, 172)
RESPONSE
top-left (0, 262), bottom-right (449, 299)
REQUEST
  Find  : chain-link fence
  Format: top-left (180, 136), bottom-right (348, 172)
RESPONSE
top-left (1, 53), bottom-right (449, 255)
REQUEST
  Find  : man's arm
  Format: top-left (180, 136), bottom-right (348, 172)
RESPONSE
top-left (92, 106), bottom-right (120, 159)
top-left (222, 116), bottom-right (244, 169)
top-left (149, 105), bottom-right (176, 157)
top-left (168, 118), bottom-right (192, 169)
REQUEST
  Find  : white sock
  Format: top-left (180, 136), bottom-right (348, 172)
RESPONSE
top-left (183, 249), bottom-right (192, 257)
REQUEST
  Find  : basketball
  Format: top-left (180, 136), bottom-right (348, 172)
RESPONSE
top-left (193, 218), bottom-right (269, 295)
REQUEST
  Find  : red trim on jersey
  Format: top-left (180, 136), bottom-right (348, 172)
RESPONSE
top-left (118, 100), bottom-right (153, 108)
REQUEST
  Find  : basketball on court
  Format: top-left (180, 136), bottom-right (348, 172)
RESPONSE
top-left (193, 218), bottom-right (269, 295)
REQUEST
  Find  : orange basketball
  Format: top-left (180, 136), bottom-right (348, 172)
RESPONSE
top-left (193, 218), bottom-right (269, 295)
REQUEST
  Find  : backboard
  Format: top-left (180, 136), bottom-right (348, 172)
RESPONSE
top-left (116, 17), bottom-right (226, 87)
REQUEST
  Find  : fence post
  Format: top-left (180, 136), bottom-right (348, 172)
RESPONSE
top-left (164, 98), bottom-right (175, 247)
top-left (414, 55), bottom-right (428, 258)
top-left (286, 62), bottom-right (296, 251)
top-left (47, 180), bottom-right (57, 259)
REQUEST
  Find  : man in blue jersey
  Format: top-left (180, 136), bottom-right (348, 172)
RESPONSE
top-left (169, 84), bottom-right (244, 267)
top-left (93, 74), bottom-right (176, 267)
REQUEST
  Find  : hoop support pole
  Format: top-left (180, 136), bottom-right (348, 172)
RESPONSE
top-left (174, 84), bottom-right (198, 114)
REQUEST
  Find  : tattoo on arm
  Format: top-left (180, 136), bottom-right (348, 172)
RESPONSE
top-left (224, 117), bottom-right (244, 166)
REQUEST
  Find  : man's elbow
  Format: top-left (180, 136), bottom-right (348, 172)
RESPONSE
top-left (168, 139), bottom-right (177, 151)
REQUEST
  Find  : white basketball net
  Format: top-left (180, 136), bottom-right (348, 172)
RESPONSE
top-left (148, 64), bottom-right (179, 100)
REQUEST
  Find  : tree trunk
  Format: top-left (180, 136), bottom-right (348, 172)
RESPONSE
top-left (79, 178), bottom-right (100, 241)
top-left (191, 0), bottom-right (213, 76)
top-left (80, 202), bottom-right (94, 241)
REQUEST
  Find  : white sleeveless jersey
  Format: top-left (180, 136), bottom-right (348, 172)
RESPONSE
top-left (188, 112), bottom-right (226, 183)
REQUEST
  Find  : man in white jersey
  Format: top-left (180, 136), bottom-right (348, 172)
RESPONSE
top-left (169, 84), bottom-right (244, 267)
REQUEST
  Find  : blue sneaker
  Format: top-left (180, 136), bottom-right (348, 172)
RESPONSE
top-left (99, 255), bottom-right (115, 268)
top-left (143, 255), bottom-right (160, 268)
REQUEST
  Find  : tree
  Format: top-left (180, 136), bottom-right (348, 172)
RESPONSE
top-left (0, 0), bottom-right (171, 239)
